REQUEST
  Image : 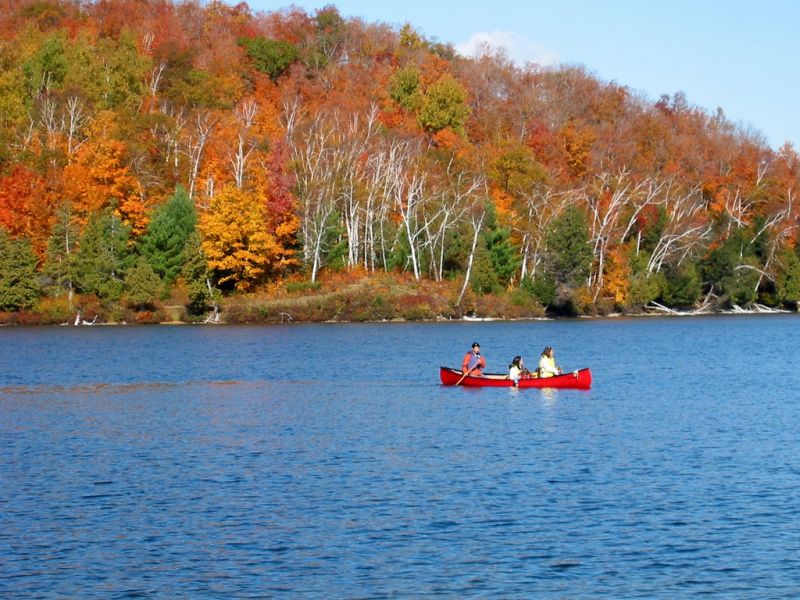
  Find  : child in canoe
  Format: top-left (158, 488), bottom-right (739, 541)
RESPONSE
top-left (508, 356), bottom-right (533, 386)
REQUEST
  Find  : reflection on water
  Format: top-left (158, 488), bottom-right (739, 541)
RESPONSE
top-left (539, 387), bottom-right (558, 406)
top-left (2, 316), bottom-right (800, 597)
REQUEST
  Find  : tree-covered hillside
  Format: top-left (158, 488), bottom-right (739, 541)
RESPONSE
top-left (1, 0), bottom-right (799, 321)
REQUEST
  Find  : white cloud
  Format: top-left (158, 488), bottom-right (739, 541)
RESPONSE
top-left (455, 31), bottom-right (558, 66)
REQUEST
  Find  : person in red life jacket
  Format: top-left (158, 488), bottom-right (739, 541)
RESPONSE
top-left (462, 342), bottom-right (486, 376)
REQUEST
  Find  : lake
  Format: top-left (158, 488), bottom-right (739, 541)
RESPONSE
top-left (2, 316), bottom-right (800, 597)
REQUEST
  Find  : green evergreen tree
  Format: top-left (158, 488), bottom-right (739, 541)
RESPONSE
top-left (0, 230), bottom-right (40, 311)
top-left (181, 231), bottom-right (218, 314)
top-left (525, 274), bottom-right (557, 307)
top-left (778, 249), bottom-right (800, 308)
top-left (700, 228), bottom-right (760, 305)
top-left (74, 209), bottom-right (132, 301)
top-left (322, 211), bottom-right (347, 272)
top-left (441, 226), bottom-right (468, 277)
top-left (138, 187), bottom-right (197, 282)
top-left (627, 249), bottom-right (663, 307)
top-left (543, 207), bottom-right (593, 287)
top-left (722, 259), bottom-right (760, 305)
top-left (42, 204), bottom-right (79, 303)
top-left (660, 262), bottom-right (702, 307)
top-left (482, 205), bottom-right (519, 288)
top-left (124, 257), bottom-right (162, 310)
top-left (470, 243), bottom-right (499, 294)
top-left (638, 205), bottom-right (668, 255)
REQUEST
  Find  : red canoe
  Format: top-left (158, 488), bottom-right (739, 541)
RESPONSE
top-left (440, 366), bottom-right (592, 389)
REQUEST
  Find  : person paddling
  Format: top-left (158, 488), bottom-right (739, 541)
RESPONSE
top-left (462, 342), bottom-right (486, 377)
top-left (538, 346), bottom-right (562, 378)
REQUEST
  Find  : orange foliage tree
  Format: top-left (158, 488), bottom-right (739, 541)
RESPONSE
top-left (0, 164), bottom-right (54, 256)
top-left (61, 112), bottom-right (147, 235)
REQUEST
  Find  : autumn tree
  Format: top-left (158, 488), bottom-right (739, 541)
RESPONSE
top-left (2, 0), bottom-right (800, 317)
top-left (0, 40), bottom-right (27, 164)
top-left (0, 164), bottom-right (54, 254)
top-left (22, 33), bottom-right (67, 97)
top-left (389, 65), bottom-right (423, 112)
top-left (62, 112), bottom-right (147, 234)
top-left (94, 31), bottom-right (150, 110)
top-left (199, 184), bottom-right (292, 291)
top-left (418, 74), bottom-right (470, 135)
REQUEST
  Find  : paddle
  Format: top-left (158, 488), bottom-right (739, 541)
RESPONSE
top-left (456, 359), bottom-right (483, 385)
top-left (455, 369), bottom-right (472, 385)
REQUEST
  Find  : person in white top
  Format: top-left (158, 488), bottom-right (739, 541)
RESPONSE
top-left (538, 346), bottom-right (562, 378)
top-left (508, 355), bottom-right (525, 386)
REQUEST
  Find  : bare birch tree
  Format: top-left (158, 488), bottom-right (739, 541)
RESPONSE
top-left (228, 98), bottom-right (259, 190)
top-left (646, 185), bottom-right (712, 273)
top-left (584, 170), bottom-right (665, 300)
top-left (182, 111), bottom-right (215, 202)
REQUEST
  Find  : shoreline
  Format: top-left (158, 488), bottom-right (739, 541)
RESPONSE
top-left (2, 307), bottom-right (796, 327)
top-left (3, 272), bottom-right (796, 326)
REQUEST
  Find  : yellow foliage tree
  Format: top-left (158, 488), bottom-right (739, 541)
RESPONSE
top-left (562, 119), bottom-right (595, 179)
top-left (199, 184), bottom-right (295, 291)
top-left (602, 245), bottom-right (630, 306)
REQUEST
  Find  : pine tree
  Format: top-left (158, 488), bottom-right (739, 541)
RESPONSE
top-left (138, 187), bottom-right (197, 282)
top-left (778, 250), bottom-right (800, 307)
top-left (74, 209), bottom-right (132, 301)
top-left (544, 207), bottom-right (593, 287)
top-left (0, 230), bottom-right (40, 311)
top-left (661, 262), bottom-right (702, 308)
top-left (181, 231), bottom-right (218, 315)
top-left (124, 258), bottom-right (162, 310)
top-left (42, 204), bottom-right (79, 305)
top-left (700, 228), bottom-right (759, 306)
top-left (483, 205), bottom-right (519, 288)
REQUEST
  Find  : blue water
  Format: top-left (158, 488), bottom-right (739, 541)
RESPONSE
top-left (2, 316), bottom-right (800, 597)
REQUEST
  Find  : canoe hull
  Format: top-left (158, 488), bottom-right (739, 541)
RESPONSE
top-left (439, 366), bottom-right (592, 389)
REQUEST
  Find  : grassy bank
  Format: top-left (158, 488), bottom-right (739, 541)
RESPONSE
top-left (0, 272), bottom-right (548, 325)
top-left (221, 272), bottom-right (547, 323)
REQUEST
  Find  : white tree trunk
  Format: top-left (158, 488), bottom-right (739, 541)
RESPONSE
top-left (458, 212), bottom-right (485, 306)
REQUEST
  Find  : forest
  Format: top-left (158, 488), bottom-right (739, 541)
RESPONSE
top-left (1, 0), bottom-right (799, 323)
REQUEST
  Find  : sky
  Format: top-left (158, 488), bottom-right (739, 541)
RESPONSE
top-left (244, 0), bottom-right (800, 150)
